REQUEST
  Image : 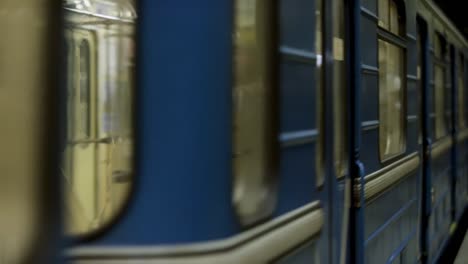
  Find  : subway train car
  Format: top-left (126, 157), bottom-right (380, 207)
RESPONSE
top-left (1, 0), bottom-right (467, 263)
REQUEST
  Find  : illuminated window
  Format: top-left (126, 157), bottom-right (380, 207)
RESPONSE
top-left (378, 0), bottom-right (401, 35)
top-left (79, 40), bottom-right (91, 138)
top-left (233, 0), bottom-right (276, 226)
top-left (378, 0), bottom-right (406, 160)
top-left (63, 0), bottom-right (136, 236)
top-left (433, 34), bottom-right (447, 139)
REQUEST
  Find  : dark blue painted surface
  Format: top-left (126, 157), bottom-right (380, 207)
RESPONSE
top-left (279, 0), bottom-right (315, 52)
top-left (276, 1), bottom-right (330, 263)
top-left (279, 61), bottom-right (317, 132)
top-left (90, 1), bottom-right (238, 245)
top-left (276, 145), bottom-right (318, 214)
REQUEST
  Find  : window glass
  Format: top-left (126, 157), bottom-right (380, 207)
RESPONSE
top-left (378, 40), bottom-right (405, 159)
top-left (66, 40), bottom-right (75, 142)
top-left (388, 1), bottom-right (400, 35)
top-left (63, 0), bottom-right (136, 236)
top-left (379, 0), bottom-right (401, 35)
top-left (458, 54), bottom-right (465, 128)
top-left (233, 0), bottom-right (275, 226)
top-left (79, 40), bottom-right (91, 138)
top-left (434, 64), bottom-right (445, 137)
top-left (333, 0), bottom-right (347, 178)
top-left (434, 34), bottom-right (442, 57)
top-left (433, 35), bottom-right (447, 139)
top-left (378, 0), bottom-right (389, 30)
top-left (378, 0), bottom-right (405, 160)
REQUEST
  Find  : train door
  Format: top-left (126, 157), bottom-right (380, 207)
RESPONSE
top-left (449, 46), bottom-right (468, 223)
top-left (427, 31), bottom-right (453, 261)
top-left (65, 30), bottom-right (100, 234)
top-left (354, 0), bottom-right (421, 262)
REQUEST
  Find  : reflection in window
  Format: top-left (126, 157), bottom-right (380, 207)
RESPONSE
top-left (378, 0), bottom-right (405, 160)
top-left (79, 40), bottom-right (91, 138)
top-left (379, 40), bottom-right (405, 159)
top-left (63, 0), bottom-right (136, 236)
top-left (233, 0), bottom-right (275, 226)
top-left (434, 35), bottom-right (447, 139)
top-left (378, 0), bottom-right (401, 35)
top-left (458, 54), bottom-right (465, 129)
top-left (333, 0), bottom-right (347, 178)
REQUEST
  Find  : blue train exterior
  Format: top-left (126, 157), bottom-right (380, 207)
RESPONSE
top-left (60, 0), bottom-right (468, 264)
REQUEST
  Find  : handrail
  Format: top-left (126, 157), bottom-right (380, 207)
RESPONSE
top-left (64, 7), bottom-right (135, 24)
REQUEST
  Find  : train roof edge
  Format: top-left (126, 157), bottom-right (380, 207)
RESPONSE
top-left (419, 0), bottom-right (468, 48)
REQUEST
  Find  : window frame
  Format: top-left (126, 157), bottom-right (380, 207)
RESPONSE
top-left (432, 32), bottom-right (449, 140)
top-left (377, 0), bottom-right (408, 163)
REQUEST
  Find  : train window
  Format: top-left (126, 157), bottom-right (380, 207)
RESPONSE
top-left (378, 0), bottom-right (406, 160)
top-left (65, 40), bottom-right (75, 143)
top-left (79, 40), bottom-right (91, 138)
top-left (233, 0), bottom-right (276, 226)
top-left (417, 26), bottom-right (422, 144)
top-left (63, 0), bottom-right (136, 236)
top-left (458, 54), bottom-right (465, 128)
top-left (333, 0), bottom-right (347, 178)
top-left (378, 0), bottom-right (402, 35)
top-left (433, 34), bottom-right (447, 139)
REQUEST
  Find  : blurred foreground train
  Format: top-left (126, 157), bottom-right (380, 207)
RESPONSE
top-left (0, 0), bottom-right (467, 263)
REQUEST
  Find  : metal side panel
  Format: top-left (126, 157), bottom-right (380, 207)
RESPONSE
top-left (67, 202), bottom-right (324, 263)
top-left (428, 140), bottom-right (453, 262)
top-left (359, 154), bottom-right (421, 264)
top-left (455, 129), bottom-right (468, 220)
